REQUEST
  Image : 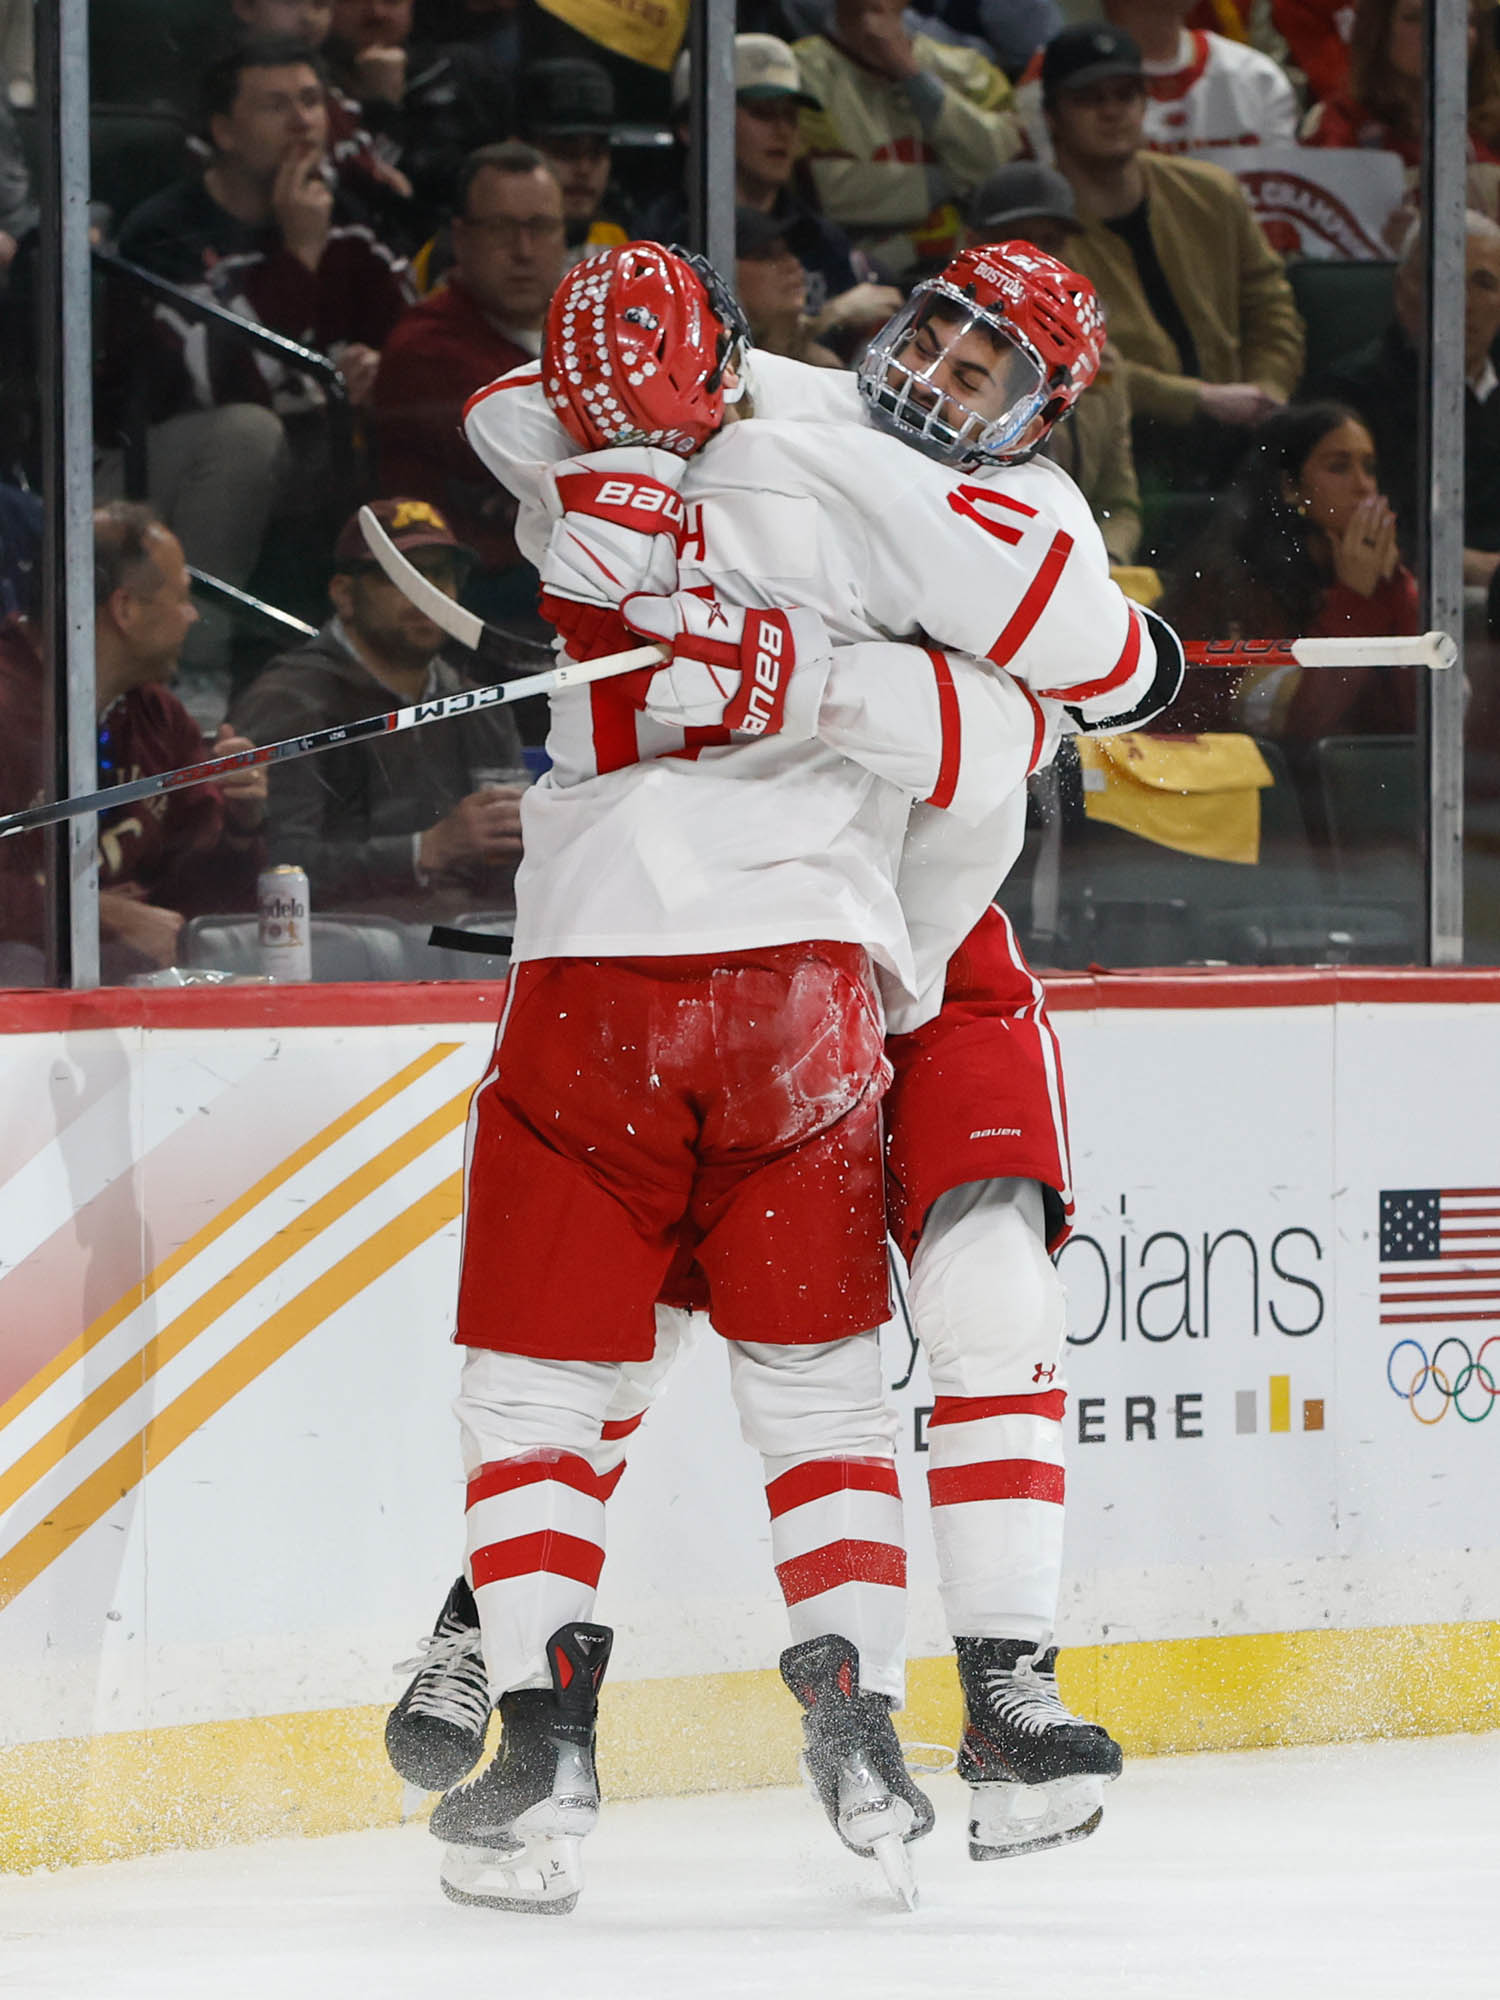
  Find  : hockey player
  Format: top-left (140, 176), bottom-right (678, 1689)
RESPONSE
top-left (395, 242), bottom-right (1180, 1899)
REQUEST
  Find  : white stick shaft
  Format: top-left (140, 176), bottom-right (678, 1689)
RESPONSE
top-left (1290, 630), bottom-right (1456, 671)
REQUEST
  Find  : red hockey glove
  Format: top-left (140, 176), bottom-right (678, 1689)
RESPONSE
top-left (620, 591), bottom-right (833, 739)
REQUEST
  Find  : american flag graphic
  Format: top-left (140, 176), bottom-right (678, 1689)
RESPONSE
top-left (1379, 1188), bottom-right (1500, 1328)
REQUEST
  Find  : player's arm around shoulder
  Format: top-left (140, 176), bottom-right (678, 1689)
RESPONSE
top-left (462, 360), bottom-right (570, 526)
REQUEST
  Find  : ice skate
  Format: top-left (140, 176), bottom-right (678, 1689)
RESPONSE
top-left (385, 1576), bottom-right (490, 1794)
top-left (779, 1634), bottom-right (934, 1910)
top-left (955, 1636), bottom-right (1123, 1860)
top-left (431, 1621), bottom-right (612, 1914)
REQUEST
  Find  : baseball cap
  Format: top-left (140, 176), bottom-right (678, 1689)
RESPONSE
top-left (736, 206), bottom-right (793, 259)
top-left (672, 33), bottom-right (821, 113)
top-left (966, 162), bottom-right (1080, 237)
top-left (333, 498), bottom-right (475, 571)
top-left (1041, 24), bottom-right (1144, 103)
top-left (520, 57), bottom-right (616, 138)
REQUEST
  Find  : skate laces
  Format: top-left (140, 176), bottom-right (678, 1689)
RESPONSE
top-left (980, 1651), bottom-right (1075, 1738)
top-left (394, 1630), bottom-right (491, 1731)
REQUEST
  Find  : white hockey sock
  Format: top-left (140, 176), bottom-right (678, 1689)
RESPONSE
top-left (925, 1392), bottom-right (1066, 1644)
top-left (763, 1452), bottom-right (908, 1704)
top-left (466, 1448), bottom-right (609, 1698)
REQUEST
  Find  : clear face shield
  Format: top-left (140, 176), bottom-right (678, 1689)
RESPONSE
top-left (858, 284), bottom-right (1051, 467)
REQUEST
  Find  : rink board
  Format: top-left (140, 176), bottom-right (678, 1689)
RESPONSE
top-left (0, 970), bottom-right (1497, 1868)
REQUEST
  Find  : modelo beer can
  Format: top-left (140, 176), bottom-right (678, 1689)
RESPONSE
top-left (258, 865), bottom-right (311, 981)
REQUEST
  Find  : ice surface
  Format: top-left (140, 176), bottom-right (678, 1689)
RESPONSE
top-left (1, 1733), bottom-right (1494, 2000)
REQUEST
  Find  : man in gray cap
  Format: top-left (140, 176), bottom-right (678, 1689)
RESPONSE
top-left (964, 162), bottom-right (1142, 563)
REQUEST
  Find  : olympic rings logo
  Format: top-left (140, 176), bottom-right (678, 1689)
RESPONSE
top-left (1386, 1335), bottom-right (1500, 1423)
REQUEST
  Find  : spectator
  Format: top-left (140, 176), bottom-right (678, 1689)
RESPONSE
top-left (117, 38), bottom-right (412, 420)
top-left (0, 503), bottom-right (267, 982)
top-left (779, 1), bottom-right (1065, 82)
top-left (654, 34), bottom-right (869, 324)
top-left (734, 208), bottom-right (843, 365)
top-left (228, 0), bottom-right (422, 243)
top-left (1162, 401), bottom-right (1418, 737)
top-left (231, 499), bottom-right (527, 918)
top-left (323, 0), bottom-right (514, 234)
top-left (520, 57), bottom-right (637, 263)
top-left (1318, 210), bottom-right (1500, 587)
top-left (794, 0), bottom-right (1022, 275)
top-left (0, 95), bottom-right (35, 270)
top-left (1103, 0), bottom-right (1301, 152)
top-left (1043, 25), bottom-right (1304, 481)
top-left (371, 141), bottom-right (566, 615)
top-left (964, 161), bottom-right (1143, 561)
top-left (1302, 0), bottom-right (1500, 164)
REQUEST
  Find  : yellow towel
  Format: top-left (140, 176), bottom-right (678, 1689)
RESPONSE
top-left (535, 0), bottom-right (689, 71)
top-left (1076, 732), bottom-right (1274, 865)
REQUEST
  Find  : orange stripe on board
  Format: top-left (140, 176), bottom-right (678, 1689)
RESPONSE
top-left (0, 1043), bottom-right (462, 1442)
top-left (0, 1090), bottom-right (470, 1520)
top-left (0, 1174), bottom-right (463, 1612)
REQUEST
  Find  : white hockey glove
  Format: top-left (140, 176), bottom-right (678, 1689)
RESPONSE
top-left (620, 590), bottom-right (834, 739)
top-left (538, 449), bottom-right (689, 660)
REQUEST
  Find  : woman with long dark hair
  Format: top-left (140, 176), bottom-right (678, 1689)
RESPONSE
top-left (1303, 0), bottom-right (1500, 164)
top-left (1162, 400), bottom-right (1419, 738)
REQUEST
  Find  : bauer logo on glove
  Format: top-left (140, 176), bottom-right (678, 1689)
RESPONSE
top-left (620, 590), bottom-right (835, 740)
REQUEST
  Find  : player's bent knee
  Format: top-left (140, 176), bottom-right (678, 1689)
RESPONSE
top-left (908, 1179), bottom-right (1067, 1398)
top-left (455, 1347), bottom-right (623, 1475)
top-left (727, 1331), bottom-right (898, 1461)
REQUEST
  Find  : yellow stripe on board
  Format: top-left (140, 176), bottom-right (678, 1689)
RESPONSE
top-left (2, 1619), bottom-right (1495, 1873)
top-left (0, 1174), bottom-right (462, 1612)
top-left (0, 1042), bottom-right (463, 1441)
top-left (1269, 1375), bottom-right (1291, 1433)
top-left (0, 1092), bottom-right (470, 1522)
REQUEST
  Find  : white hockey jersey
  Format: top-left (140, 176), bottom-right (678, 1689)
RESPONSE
top-left (464, 350), bottom-right (1163, 1024)
top-left (1142, 32), bottom-right (1301, 157)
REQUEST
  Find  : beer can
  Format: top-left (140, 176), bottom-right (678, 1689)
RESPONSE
top-left (258, 865), bottom-right (312, 981)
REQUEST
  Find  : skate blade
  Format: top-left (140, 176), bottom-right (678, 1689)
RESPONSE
top-left (399, 1780), bottom-right (431, 1823)
top-left (968, 1774), bottom-right (1108, 1861)
top-left (439, 1835), bottom-right (582, 1913)
top-left (870, 1830), bottom-right (919, 1910)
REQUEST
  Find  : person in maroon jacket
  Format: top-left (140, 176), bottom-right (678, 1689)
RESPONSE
top-left (0, 505), bottom-right (267, 985)
top-left (371, 140), bottom-right (567, 616)
top-left (116, 38), bottom-right (413, 422)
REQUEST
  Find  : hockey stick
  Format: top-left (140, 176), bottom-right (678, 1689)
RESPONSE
top-left (0, 644), bottom-right (663, 842)
top-left (1184, 631), bottom-right (1455, 671)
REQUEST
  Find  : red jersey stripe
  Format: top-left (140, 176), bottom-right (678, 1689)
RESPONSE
top-left (462, 368), bottom-right (542, 422)
top-left (775, 1538), bottom-right (907, 1605)
top-left (986, 529), bottom-right (1072, 666)
top-left (923, 649), bottom-right (961, 809)
top-left (466, 1453), bottom-right (604, 1508)
top-left (1049, 603), bottom-right (1143, 703)
top-left (600, 1411), bottom-right (646, 1442)
top-left (471, 1529), bottom-right (604, 1590)
top-left (928, 1392), bottom-right (1067, 1426)
top-left (590, 681), bottom-right (639, 773)
top-left (764, 1456), bottom-right (902, 1519)
top-left (928, 1458), bottom-right (1065, 1507)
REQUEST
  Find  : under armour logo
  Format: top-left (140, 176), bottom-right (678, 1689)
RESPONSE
top-left (1032, 1363), bottom-right (1057, 1384)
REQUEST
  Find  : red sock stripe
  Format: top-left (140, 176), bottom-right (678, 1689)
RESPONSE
top-left (927, 1458), bottom-right (1065, 1507)
top-left (764, 1457), bottom-right (901, 1519)
top-left (471, 1530), bottom-right (604, 1591)
top-left (465, 1453), bottom-right (605, 1509)
top-left (928, 1392), bottom-right (1067, 1426)
top-left (986, 530), bottom-right (1072, 666)
top-left (598, 1462), bottom-right (627, 1500)
top-left (600, 1411), bottom-right (646, 1442)
top-left (774, 1538), bottom-right (906, 1605)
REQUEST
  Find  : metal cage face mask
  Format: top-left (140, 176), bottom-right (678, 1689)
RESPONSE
top-left (858, 284), bottom-right (1051, 467)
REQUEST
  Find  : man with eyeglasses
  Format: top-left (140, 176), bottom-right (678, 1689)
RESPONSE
top-left (230, 498), bottom-right (529, 922)
top-left (372, 142), bottom-right (568, 617)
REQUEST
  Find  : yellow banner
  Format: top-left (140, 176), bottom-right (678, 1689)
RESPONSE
top-left (535, 0), bottom-right (690, 72)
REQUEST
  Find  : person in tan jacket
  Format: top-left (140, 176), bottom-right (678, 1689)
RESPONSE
top-left (795, 0), bottom-right (1021, 276)
top-left (1041, 24), bottom-right (1304, 483)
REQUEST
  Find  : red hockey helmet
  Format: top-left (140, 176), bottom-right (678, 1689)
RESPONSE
top-left (543, 240), bottom-right (749, 458)
top-left (857, 242), bottom-right (1106, 466)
